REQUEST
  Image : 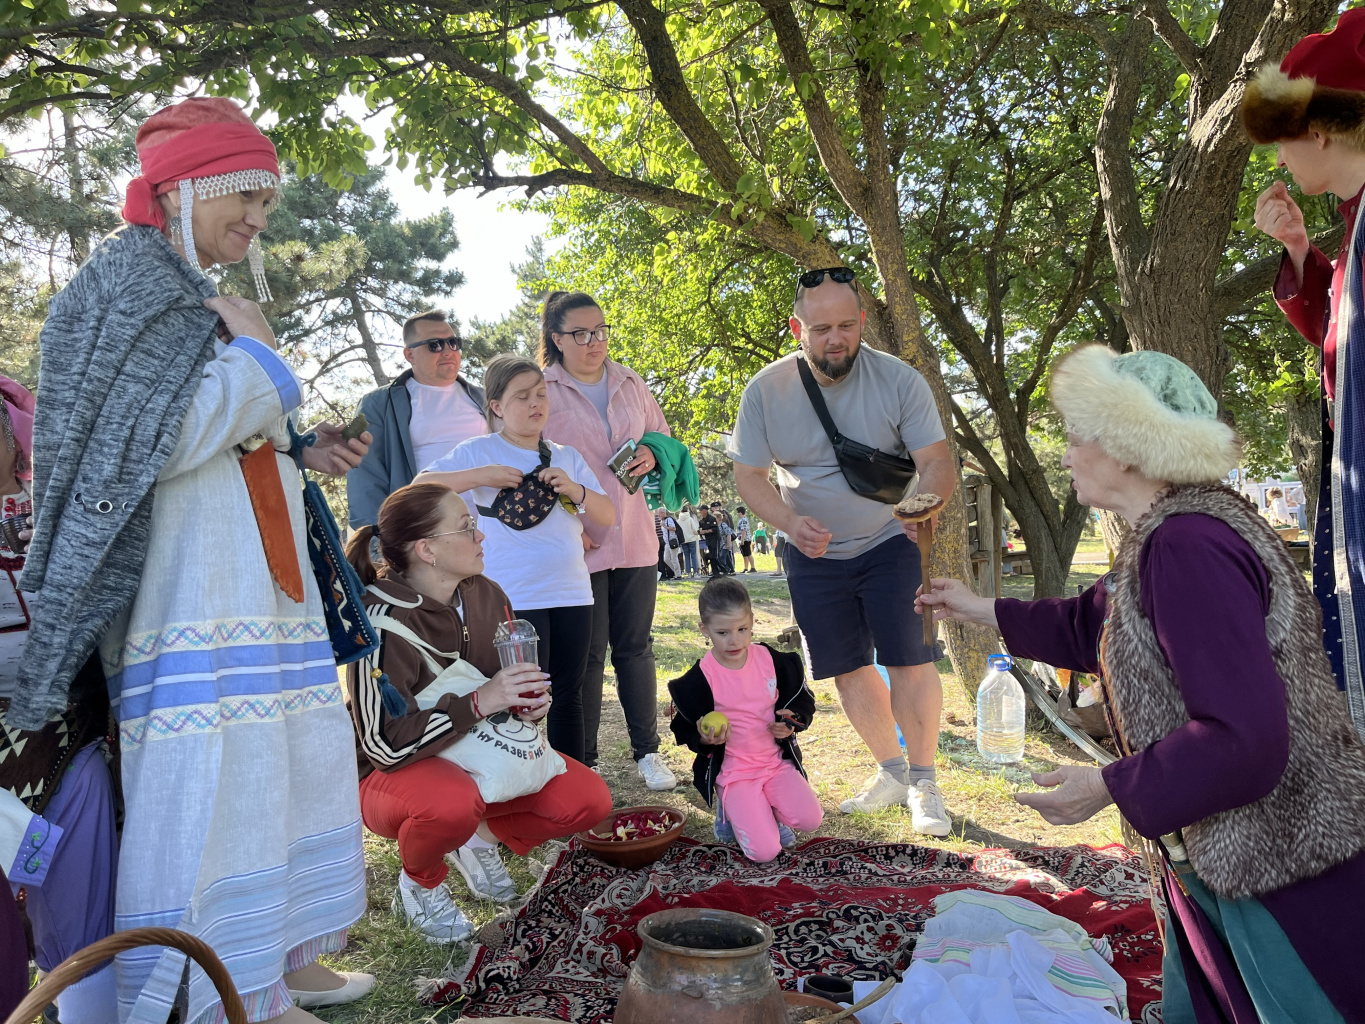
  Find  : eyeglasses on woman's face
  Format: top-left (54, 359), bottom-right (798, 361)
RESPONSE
top-left (555, 325), bottom-right (613, 346)
top-left (427, 523), bottom-right (478, 542)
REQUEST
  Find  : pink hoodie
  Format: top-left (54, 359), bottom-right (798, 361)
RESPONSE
top-left (543, 359), bottom-right (670, 573)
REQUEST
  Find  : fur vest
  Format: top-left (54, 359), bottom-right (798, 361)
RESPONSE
top-left (1102, 484), bottom-right (1365, 899)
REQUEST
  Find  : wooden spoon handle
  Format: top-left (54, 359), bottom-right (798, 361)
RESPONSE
top-left (918, 519), bottom-right (935, 646)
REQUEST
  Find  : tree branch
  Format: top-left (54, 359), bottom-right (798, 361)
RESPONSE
top-left (1141, 0), bottom-right (1204, 81)
top-left (757, 0), bottom-right (871, 210)
top-left (615, 0), bottom-right (748, 190)
top-left (1214, 223), bottom-right (1345, 316)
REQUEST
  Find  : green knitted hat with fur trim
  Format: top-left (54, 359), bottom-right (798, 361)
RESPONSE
top-left (1051, 345), bottom-right (1238, 484)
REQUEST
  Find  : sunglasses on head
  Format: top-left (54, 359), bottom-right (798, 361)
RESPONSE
top-left (798, 267), bottom-right (857, 289)
top-left (406, 336), bottom-right (463, 354)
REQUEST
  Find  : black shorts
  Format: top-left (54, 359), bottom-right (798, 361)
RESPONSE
top-left (786, 532), bottom-right (942, 679)
top-left (739, 541), bottom-right (753, 557)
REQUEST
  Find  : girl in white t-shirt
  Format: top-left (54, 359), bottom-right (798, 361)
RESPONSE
top-left (420, 355), bottom-right (614, 763)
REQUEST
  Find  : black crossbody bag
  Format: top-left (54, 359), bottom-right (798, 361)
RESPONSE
top-left (797, 355), bottom-right (917, 504)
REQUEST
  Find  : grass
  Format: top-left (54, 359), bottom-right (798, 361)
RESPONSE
top-left (314, 549), bottom-right (1121, 1022)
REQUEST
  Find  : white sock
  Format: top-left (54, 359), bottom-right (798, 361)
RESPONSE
top-left (56, 961), bottom-right (118, 1024)
top-left (464, 833), bottom-right (497, 851)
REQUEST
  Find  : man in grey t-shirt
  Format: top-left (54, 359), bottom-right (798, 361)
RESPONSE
top-left (729, 268), bottom-right (956, 837)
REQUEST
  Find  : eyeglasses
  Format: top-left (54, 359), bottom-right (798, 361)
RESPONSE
top-left (428, 524), bottom-right (478, 541)
top-left (556, 325), bottom-right (613, 346)
top-left (797, 267), bottom-right (856, 289)
top-left (406, 336), bottom-right (463, 354)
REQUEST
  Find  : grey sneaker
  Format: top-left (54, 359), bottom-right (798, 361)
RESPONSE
top-left (392, 876), bottom-right (474, 944)
top-left (908, 779), bottom-right (952, 837)
top-left (449, 843), bottom-right (518, 903)
top-left (637, 752), bottom-right (679, 791)
top-left (839, 768), bottom-right (911, 814)
top-left (778, 822), bottom-right (798, 849)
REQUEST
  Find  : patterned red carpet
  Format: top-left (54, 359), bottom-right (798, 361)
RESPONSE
top-left (454, 837), bottom-right (1164, 1022)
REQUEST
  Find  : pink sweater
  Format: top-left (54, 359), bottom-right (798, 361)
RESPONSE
top-left (543, 359), bottom-right (670, 573)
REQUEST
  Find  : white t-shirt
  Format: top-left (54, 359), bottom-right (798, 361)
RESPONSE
top-left (425, 433), bottom-right (604, 610)
top-left (407, 377), bottom-right (488, 472)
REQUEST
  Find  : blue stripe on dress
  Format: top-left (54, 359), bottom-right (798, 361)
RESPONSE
top-left (230, 336), bottom-right (302, 413)
top-left (110, 646), bottom-right (339, 719)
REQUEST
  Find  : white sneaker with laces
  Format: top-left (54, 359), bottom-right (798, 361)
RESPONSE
top-left (449, 843), bottom-right (518, 903)
top-left (839, 768), bottom-right (910, 814)
top-left (907, 779), bottom-right (952, 837)
top-left (392, 874), bottom-right (474, 944)
top-left (637, 752), bottom-right (679, 791)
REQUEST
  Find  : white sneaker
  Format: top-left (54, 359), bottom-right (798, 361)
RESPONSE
top-left (392, 874), bottom-right (474, 943)
top-left (637, 752), bottom-right (679, 791)
top-left (839, 768), bottom-right (910, 814)
top-left (449, 843), bottom-right (518, 903)
top-left (908, 779), bottom-right (952, 837)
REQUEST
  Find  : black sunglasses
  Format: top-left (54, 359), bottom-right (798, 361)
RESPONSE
top-left (798, 267), bottom-right (856, 289)
top-left (406, 336), bottom-right (463, 354)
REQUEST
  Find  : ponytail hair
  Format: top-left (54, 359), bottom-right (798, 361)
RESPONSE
top-left (345, 482), bottom-right (455, 586)
top-left (540, 289), bottom-right (602, 367)
top-left (483, 353), bottom-right (545, 431)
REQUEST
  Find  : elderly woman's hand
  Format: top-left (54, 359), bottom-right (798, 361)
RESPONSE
top-left (1014, 767), bottom-right (1113, 826)
top-left (301, 422), bottom-right (371, 476)
top-left (916, 577), bottom-right (999, 629)
top-left (204, 296), bottom-right (276, 350)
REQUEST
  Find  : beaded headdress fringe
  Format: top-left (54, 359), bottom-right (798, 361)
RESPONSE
top-left (177, 169), bottom-right (280, 302)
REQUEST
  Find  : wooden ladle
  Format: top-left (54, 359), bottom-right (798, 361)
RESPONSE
top-left (893, 492), bottom-right (945, 646)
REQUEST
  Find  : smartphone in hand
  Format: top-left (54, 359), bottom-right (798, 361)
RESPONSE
top-left (607, 438), bottom-right (644, 494)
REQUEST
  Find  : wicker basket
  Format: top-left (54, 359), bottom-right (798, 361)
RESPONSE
top-left (4, 927), bottom-right (245, 1024)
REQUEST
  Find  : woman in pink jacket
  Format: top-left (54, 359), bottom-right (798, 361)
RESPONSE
top-left (540, 291), bottom-right (678, 791)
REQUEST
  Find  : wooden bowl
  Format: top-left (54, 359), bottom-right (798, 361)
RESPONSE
top-left (784, 990), bottom-right (862, 1023)
top-left (575, 805), bottom-right (685, 869)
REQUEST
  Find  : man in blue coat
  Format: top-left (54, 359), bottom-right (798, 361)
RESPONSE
top-left (347, 310), bottom-right (487, 527)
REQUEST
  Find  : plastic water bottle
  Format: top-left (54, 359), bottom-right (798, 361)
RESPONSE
top-left (977, 654), bottom-right (1025, 763)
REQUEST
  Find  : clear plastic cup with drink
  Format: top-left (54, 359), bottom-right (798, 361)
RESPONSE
top-left (495, 618), bottom-right (545, 714)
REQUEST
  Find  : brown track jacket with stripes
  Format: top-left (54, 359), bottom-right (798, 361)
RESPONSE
top-left (347, 569), bottom-right (510, 780)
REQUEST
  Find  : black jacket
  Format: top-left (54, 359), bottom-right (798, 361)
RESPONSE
top-left (668, 643), bottom-right (815, 806)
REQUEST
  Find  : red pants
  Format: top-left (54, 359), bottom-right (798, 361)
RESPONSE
top-left (359, 755), bottom-right (612, 888)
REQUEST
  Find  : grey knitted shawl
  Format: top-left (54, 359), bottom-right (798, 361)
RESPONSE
top-left (11, 226), bottom-right (219, 729)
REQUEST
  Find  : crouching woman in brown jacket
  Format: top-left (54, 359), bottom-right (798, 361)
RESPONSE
top-left (344, 482), bottom-right (611, 944)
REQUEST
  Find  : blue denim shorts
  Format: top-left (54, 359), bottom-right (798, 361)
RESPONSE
top-left (785, 531), bottom-right (943, 679)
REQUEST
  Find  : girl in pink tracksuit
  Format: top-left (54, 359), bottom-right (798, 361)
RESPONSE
top-left (669, 577), bottom-right (823, 862)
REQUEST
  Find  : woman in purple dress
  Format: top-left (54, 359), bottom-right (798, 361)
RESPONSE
top-left (920, 345), bottom-right (1365, 1023)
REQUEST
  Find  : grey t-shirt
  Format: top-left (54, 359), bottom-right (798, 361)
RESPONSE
top-left (727, 346), bottom-right (945, 558)
top-left (578, 373), bottom-right (612, 435)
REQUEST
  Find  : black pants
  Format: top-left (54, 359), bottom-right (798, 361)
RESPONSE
top-left (519, 604), bottom-right (594, 764)
top-left (702, 537), bottom-right (719, 575)
top-left (583, 566), bottom-right (661, 764)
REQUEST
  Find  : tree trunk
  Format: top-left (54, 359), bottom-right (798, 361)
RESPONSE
top-left (346, 283), bottom-right (390, 387)
top-left (1285, 389), bottom-right (1321, 534)
top-left (1099, 509), bottom-right (1129, 561)
top-left (61, 109), bottom-right (87, 265)
top-left (1011, 504), bottom-right (1070, 598)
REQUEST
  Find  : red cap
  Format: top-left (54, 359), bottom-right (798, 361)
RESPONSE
top-left (121, 98), bottom-right (279, 231)
top-left (1282, 9), bottom-right (1365, 90)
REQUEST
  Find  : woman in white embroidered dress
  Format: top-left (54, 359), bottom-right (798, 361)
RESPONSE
top-left (90, 100), bottom-right (372, 1023)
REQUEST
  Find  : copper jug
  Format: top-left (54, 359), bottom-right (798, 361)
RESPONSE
top-left (613, 908), bottom-right (788, 1024)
